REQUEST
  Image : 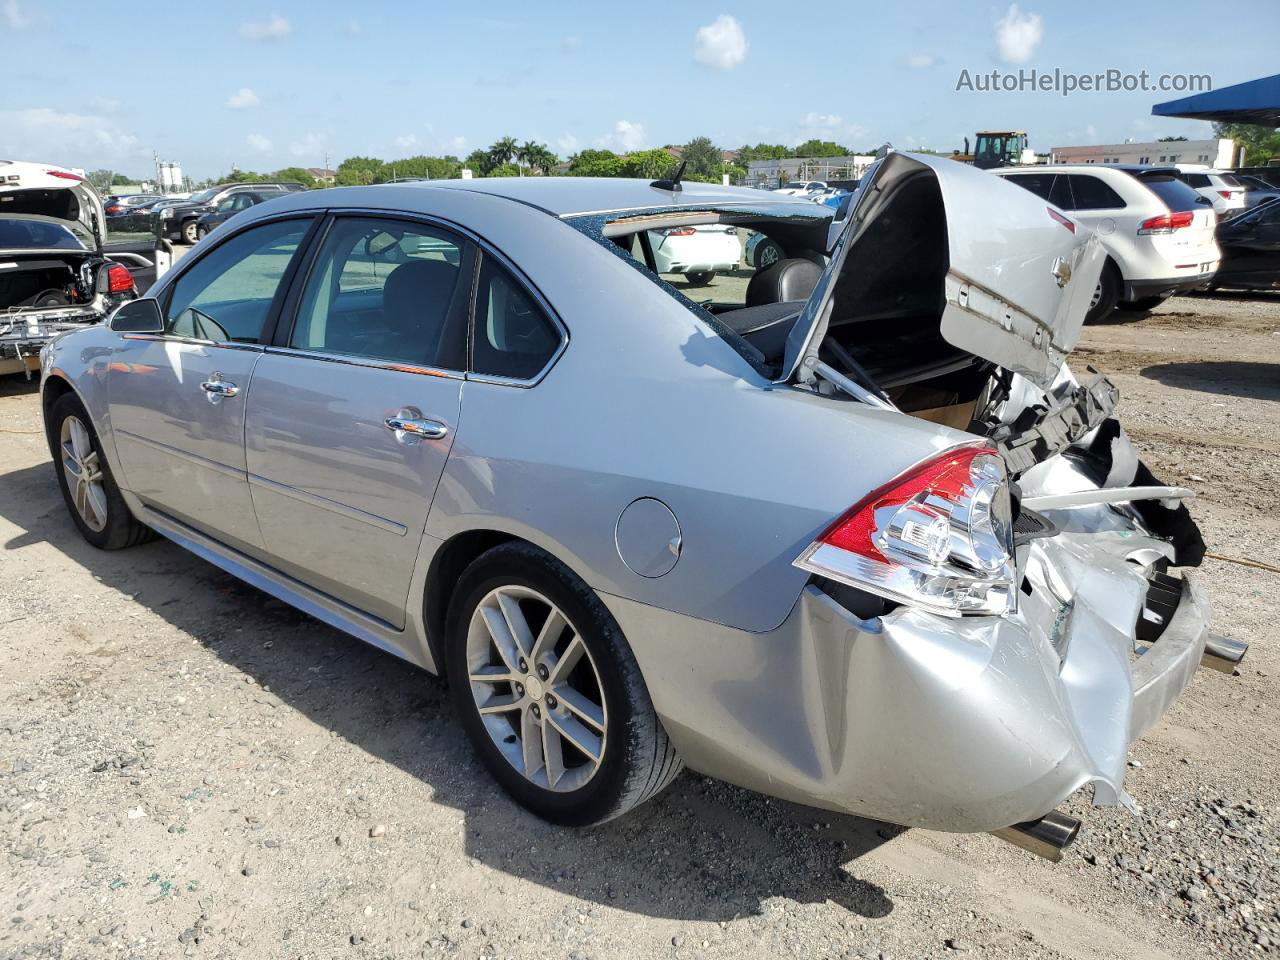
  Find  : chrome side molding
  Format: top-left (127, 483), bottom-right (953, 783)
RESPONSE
top-left (991, 809), bottom-right (1081, 863)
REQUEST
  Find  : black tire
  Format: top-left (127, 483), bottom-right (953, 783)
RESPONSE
top-left (445, 542), bottom-right (682, 826)
top-left (1121, 294), bottom-right (1171, 312)
top-left (683, 270), bottom-right (715, 287)
top-left (46, 393), bottom-right (155, 550)
top-left (1085, 261), bottom-right (1121, 324)
top-left (753, 239), bottom-right (784, 270)
top-left (181, 220), bottom-right (199, 245)
top-left (195, 224), bottom-right (208, 241)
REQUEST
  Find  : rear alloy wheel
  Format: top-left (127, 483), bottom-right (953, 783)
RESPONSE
top-left (1085, 262), bottom-right (1121, 324)
top-left (446, 542), bottom-right (682, 825)
top-left (47, 393), bottom-right (155, 550)
top-left (683, 270), bottom-right (715, 286)
top-left (181, 220), bottom-right (200, 245)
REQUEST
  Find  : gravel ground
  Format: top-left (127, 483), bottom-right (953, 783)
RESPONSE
top-left (1, 293), bottom-right (1277, 960)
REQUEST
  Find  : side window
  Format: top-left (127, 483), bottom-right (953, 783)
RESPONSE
top-left (165, 218), bottom-right (310, 343)
top-left (1067, 176), bottom-right (1125, 210)
top-left (1186, 173), bottom-right (1210, 188)
top-left (471, 256), bottom-right (561, 380)
top-left (290, 217), bottom-right (469, 369)
top-left (1003, 174), bottom-right (1055, 201)
top-left (1047, 176), bottom-right (1075, 210)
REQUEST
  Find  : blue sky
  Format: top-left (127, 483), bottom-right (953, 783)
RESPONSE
top-left (2, 0), bottom-right (1277, 179)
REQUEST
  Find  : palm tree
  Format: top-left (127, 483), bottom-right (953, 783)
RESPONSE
top-left (531, 146), bottom-right (559, 176)
top-left (488, 136), bottom-right (518, 169)
top-left (516, 140), bottom-right (541, 175)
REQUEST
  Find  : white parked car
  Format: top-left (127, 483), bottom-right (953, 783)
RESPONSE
top-left (1168, 166), bottom-right (1247, 215)
top-left (994, 165), bottom-right (1220, 320)
top-left (773, 180), bottom-right (826, 197)
top-left (646, 224), bottom-right (741, 286)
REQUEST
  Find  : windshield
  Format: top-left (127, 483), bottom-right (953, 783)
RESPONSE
top-left (783, 182), bottom-right (806, 189)
top-left (0, 219), bottom-right (86, 250)
top-left (188, 188), bottom-right (220, 204)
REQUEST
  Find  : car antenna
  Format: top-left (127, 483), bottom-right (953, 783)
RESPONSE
top-left (651, 160), bottom-right (687, 192)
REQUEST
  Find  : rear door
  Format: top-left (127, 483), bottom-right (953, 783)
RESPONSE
top-left (243, 215), bottom-right (473, 628)
top-left (107, 216), bottom-right (316, 554)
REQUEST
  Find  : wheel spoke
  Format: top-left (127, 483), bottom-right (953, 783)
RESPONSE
top-left (553, 685), bottom-right (605, 732)
top-left (69, 418), bottom-right (91, 460)
top-left (75, 479), bottom-right (89, 519)
top-left (546, 710), bottom-right (602, 764)
top-left (61, 440), bottom-right (82, 476)
top-left (530, 607), bottom-right (566, 662)
top-left (82, 450), bottom-right (101, 482)
top-left (497, 591), bottom-right (535, 659)
top-left (468, 664), bottom-right (512, 685)
top-left (477, 693), bottom-right (522, 716)
top-left (479, 604), bottom-right (522, 673)
top-left (548, 635), bottom-right (585, 684)
top-left (541, 721), bottom-right (565, 789)
top-left (521, 708), bottom-right (543, 779)
top-left (85, 482), bottom-right (108, 528)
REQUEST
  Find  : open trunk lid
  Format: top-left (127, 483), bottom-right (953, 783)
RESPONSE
top-left (0, 161), bottom-right (105, 254)
top-left (778, 151), bottom-right (1105, 392)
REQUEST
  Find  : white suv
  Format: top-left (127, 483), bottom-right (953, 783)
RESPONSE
top-left (993, 165), bottom-right (1219, 322)
top-left (1168, 166), bottom-right (1247, 215)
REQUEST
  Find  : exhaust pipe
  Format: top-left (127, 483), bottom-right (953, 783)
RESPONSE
top-left (1202, 633), bottom-right (1248, 674)
top-left (991, 810), bottom-right (1081, 863)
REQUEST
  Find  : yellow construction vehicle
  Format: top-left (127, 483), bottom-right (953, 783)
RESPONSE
top-left (952, 131), bottom-right (1036, 169)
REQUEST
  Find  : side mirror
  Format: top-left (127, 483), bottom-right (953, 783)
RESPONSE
top-left (109, 298), bottom-right (164, 333)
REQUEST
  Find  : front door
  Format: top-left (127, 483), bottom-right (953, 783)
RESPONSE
top-left (107, 217), bottom-right (314, 554)
top-left (244, 215), bottom-right (473, 628)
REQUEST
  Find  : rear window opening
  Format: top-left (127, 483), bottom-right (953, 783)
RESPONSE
top-left (1133, 173), bottom-right (1210, 213)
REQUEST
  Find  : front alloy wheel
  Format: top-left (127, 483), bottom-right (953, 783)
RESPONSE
top-left (466, 585), bottom-right (606, 792)
top-left (60, 415), bottom-right (107, 532)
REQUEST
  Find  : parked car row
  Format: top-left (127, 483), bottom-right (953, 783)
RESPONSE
top-left (38, 157), bottom-right (1246, 860)
top-left (152, 180), bottom-right (307, 244)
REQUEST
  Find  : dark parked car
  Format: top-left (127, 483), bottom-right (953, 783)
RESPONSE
top-left (153, 181), bottom-right (305, 244)
top-left (103, 194), bottom-right (164, 226)
top-left (193, 190), bottom-right (273, 240)
top-left (1209, 200), bottom-right (1280, 291)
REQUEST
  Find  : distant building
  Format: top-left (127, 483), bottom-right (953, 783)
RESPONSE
top-left (306, 167), bottom-right (337, 185)
top-left (1049, 139), bottom-right (1238, 168)
top-left (745, 155), bottom-right (876, 188)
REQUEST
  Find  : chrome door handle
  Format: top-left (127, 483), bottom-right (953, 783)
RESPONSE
top-left (384, 414), bottom-right (449, 444)
top-left (200, 374), bottom-right (239, 404)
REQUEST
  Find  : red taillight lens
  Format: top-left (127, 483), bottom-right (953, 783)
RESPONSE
top-left (1137, 211), bottom-right (1194, 235)
top-left (45, 170), bottom-right (85, 181)
top-left (106, 264), bottom-right (134, 294)
top-left (1217, 190), bottom-right (1232, 199)
top-left (1047, 206), bottom-right (1075, 233)
top-left (795, 444), bottom-right (1017, 617)
top-left (106, 205), bottom-right (123, 214)
top-left (663, 227), bottom-right (697, 237)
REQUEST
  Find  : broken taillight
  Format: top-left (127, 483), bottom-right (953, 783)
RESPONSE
top-left (794, 445), bottom-right (1017, 617)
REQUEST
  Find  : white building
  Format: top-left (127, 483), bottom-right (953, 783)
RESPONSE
top-left (745, 155), bottom-right (876, 188)
top-left (1049, 138), bottom-right (1239, 168)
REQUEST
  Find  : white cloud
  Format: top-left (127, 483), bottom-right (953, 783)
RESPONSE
top-left (906, 53), bottom-right (936, 69)
top-left (1086, 124), bottom-right (1097, 138)
top-left (343, 19), bottom-right (361, 36)
top-left (240, 14), bottom-right (290, 41)
top-left (693, 14), bottom-right (747, 70)
top-left (93, 96), bottom-right (121, 113)
top-left (994, 4), bottom-right (1043, 64)
top-left (441, 135), bottom-right (467, 155)
top-left (395, 134), bottom-right (418, 150)
top-left (562, 35), bottom-right (580, 51)
top-left (246, 133), bottom-right (273, 154)
top-left (790, 112), bottom-right (866, 147)
top-left (226, 87), bottom-right (259, 110)
top-left (289, 131), bottom-right (328, 158)
top-left (597, 120), bottom-right (646, 152)
top-left (1, 0), bottom-right (36, 30)
top-left (557, 134), bottom-right (581, 154)
top-left (0, 108), bottom-right (145, 162)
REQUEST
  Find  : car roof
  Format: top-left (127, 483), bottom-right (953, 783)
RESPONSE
top-left (376, 176), bottom-right (824, 218)
top-left (993, 165), bottom-right (1144, 179)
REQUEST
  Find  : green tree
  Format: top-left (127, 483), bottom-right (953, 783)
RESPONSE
top-left (736, 143), bottom-right (792, 163)
top-left (792, 139), bottom-right (849, 158)
top-left (388, 155), bottom-right (462, 180)
top-left (622, 148), bottom-right (676, 179)
top-left (568, 149), bottom-right (625, 177)
top-left (273, 166), bottom-right (315, 187)
top-left (464, 149), bottom-right (494, 175)
top-left (681, 136), bottom-right (722, 180)
top-left (335, 156), bottom-right (386, 185)
top-left (488, 136), bottom-right (519, 168)
top-left (1213, 122), bottom-right (1280, 165)
top-left (485, 163), bottom-right (522, 178)
top-left (1157, 135), bottom-right (1188, 142)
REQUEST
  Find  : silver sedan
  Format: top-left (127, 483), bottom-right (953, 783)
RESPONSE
top-left (38, 154), bottom-right (1244, 859)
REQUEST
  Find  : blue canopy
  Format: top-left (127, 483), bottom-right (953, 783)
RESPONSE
top-left (1153, 74), bottom-right (1280, 127)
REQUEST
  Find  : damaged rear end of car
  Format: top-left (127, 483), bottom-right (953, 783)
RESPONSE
top-left (745, 153), bottom-right (1239, 855)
